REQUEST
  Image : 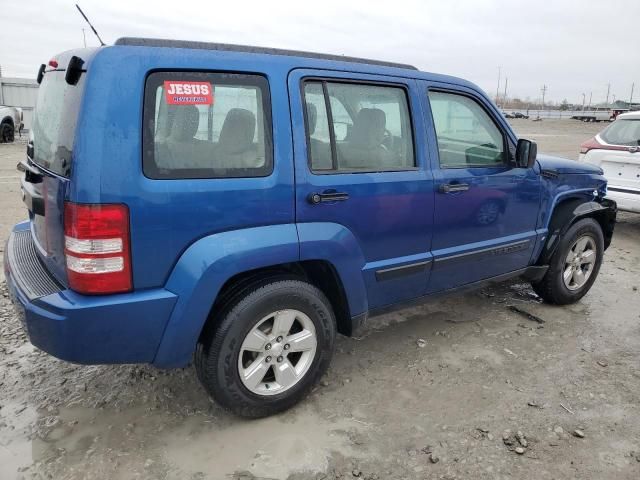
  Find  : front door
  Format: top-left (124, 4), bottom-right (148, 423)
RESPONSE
top-left (289, 69), bottom-right (434, 310)
top-left (420, 83), bottom-right (542, 293)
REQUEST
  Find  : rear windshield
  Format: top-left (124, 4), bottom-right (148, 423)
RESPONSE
top-left (143, 72), bottom-right (272, 179)
top-left (601, 119), bottom-right (640, 146)
top-left (31, 70), bottom-right (84, 177)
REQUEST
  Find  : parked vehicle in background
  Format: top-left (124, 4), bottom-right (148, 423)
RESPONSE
top-left (502, 111), bottom-right (515, 119)
top-left (571, 108), bottom-right (613, 122)
top-left (611, 108), bottom-right (629, 120)
top-left (580, 111), bottom-right (640, 212)
top-left (513, 112), bottom-right (529, 119)
top-left (0, 105), bottom-right (23, 143)
top-left (4, 38), bottom-right (616, 418)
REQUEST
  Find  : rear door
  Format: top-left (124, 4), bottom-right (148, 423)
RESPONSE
top-left (420, 82), bottom-right (541, 292)
top-left (20, 67), bottom-right (86, 285)
top-left (289, 69), bottom-right (434, 310)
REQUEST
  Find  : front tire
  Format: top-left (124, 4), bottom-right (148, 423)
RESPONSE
top-left (195, 279), bottom-right (336, 418)
top-left (532, 218), bottom-right (604, 305)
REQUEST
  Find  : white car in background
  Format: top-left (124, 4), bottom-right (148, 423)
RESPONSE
top-left (0, 105), bottom-right (23, 143)
top-left (579, 111), bottom-right (640, 213)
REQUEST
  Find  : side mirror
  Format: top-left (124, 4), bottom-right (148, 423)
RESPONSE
top-left (515, 138), bottom-right (537, 168)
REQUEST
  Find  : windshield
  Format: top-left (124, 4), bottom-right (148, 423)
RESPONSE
top-left (601, 119), bottom-right (640, 146)
top-left (31, 70), bottom-right (85, 177)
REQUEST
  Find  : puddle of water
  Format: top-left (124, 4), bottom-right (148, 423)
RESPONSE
top-left (160, 410), bottom-right (358, 479)
top-left (0, 401), bottom-right (37, 479)
top-left (30, 404), bottom-right (360, 479)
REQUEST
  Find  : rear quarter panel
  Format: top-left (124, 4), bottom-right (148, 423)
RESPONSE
top-left (72, 46), bottom-right (296, 289)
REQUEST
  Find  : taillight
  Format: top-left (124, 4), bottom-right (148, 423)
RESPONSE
top-left (580, 137), bottom-right (602, 154)
top-left (64, 203), bottom-right (132, 294)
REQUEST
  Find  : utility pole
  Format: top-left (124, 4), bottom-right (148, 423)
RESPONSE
top-left (588, 92), bottom-right (592, 110)
top-left (612, 94), bottom-right (616, 104)
top-left (581, 93), bottom-right (586, 111)
top-left (503, 77), bottom-right (508, 105)
top-left (605, 83), bottom-right (610, 105)
top-left (631, 83), bottom-right (635, 105)
top-left (495, 66), bottom-right (501, 105)
top-left (82, 28), bottom-right (87, 48)
top-left (541, 84), bottom-right (547, 111)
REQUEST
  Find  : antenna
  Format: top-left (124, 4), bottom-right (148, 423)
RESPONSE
top-left (75, 4), bottom-right (105, 46)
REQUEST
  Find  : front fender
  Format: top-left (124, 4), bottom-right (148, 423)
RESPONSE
top-left (536, 198), bottom-right (617, 266)
top-left (153, 224), bottom-right (299, 368)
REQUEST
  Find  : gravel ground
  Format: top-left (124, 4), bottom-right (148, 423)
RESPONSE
top-left (1, 120), bottom-right (639, 480)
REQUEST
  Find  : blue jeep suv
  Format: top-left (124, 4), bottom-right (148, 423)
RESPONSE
top-left (4, 38), bottom-right (616, 417)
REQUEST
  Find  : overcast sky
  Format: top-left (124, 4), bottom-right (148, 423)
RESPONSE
top-left (1, 0), bottom-right (638, 104)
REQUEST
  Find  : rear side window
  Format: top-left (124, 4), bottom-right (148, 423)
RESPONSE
top-left (143, 72), bottom-right (272, 179)
top-left (31, 71), bottom-right (85, 177)
top-left (428, 91), bottom-right (506, 168)
top-left (601, 119), bottom-right (640, 146)
top-left (303, 80), bottom-right (415, 172)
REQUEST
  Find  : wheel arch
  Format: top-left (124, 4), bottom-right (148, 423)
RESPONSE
top-left (200, 259), bottom-right (354, 343)
top-left (536, 196), bottom-right (616, 265)
top-left (153, 223), bottom-right (368, 368)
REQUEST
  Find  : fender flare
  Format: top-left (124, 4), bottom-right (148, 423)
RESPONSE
top-left (297, 222), bottom-right (369, 320)
top-left (536, 198), bottom-right (616, 266)
top-left (153, 224), bottom-right (300, 368)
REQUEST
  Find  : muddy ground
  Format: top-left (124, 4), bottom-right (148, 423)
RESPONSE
top-left (1, 119), bottom-right (639, 480)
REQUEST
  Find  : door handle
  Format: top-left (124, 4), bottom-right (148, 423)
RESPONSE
top-left (308, 191), bottom-right (350, 204)
top-left (438, 183), bottom-right (470, 193)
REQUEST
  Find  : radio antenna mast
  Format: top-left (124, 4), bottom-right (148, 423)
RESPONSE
top-left (75, 4), bottom-right (105, 46)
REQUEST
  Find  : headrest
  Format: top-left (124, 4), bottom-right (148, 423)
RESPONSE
top-left (218, 108), bottom-right (256, 153)
top-left (169, 105), bottom-right (200, 141)
top-left (350, 108), bottom-right (386, 146)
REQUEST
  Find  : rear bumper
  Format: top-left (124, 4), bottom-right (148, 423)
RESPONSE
top-left (3, 223), bottom-right (178, 364)
top-left (605, 188), bottom-right (640, 213)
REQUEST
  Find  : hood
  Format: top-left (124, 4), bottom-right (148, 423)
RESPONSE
top-left (536, 153), bottom-right (603, 175)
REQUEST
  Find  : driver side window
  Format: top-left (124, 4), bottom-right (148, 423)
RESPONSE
top-left (428, 91), bottom-right (505, 168)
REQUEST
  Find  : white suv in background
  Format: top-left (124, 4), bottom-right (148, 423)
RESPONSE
top-left (580, 111), bottom-right (640, 213)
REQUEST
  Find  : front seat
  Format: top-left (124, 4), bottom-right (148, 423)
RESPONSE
top-left (340, 108), bottom-right (392, 169)
top-left (216, 108), bottom-right (258, 169)
top-left (306, 102), bottom-right (332, 169)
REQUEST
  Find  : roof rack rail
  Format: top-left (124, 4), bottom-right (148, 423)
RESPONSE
top-left (115, 37), bottom-right (418, 71)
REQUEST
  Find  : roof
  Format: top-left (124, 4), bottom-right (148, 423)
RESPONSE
top-left (617, 110), bottom-right (640, 120)
top-left (114, 37), bottom-right (418, 71)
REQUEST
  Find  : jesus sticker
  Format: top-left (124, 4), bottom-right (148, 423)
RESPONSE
top-left (164, 81), bottom-right (213, 105)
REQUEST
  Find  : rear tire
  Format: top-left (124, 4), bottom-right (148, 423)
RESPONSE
top-left (195, 279), bottom-right (336, 418)
top-left (532, 218), bottom-right (604, 305)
